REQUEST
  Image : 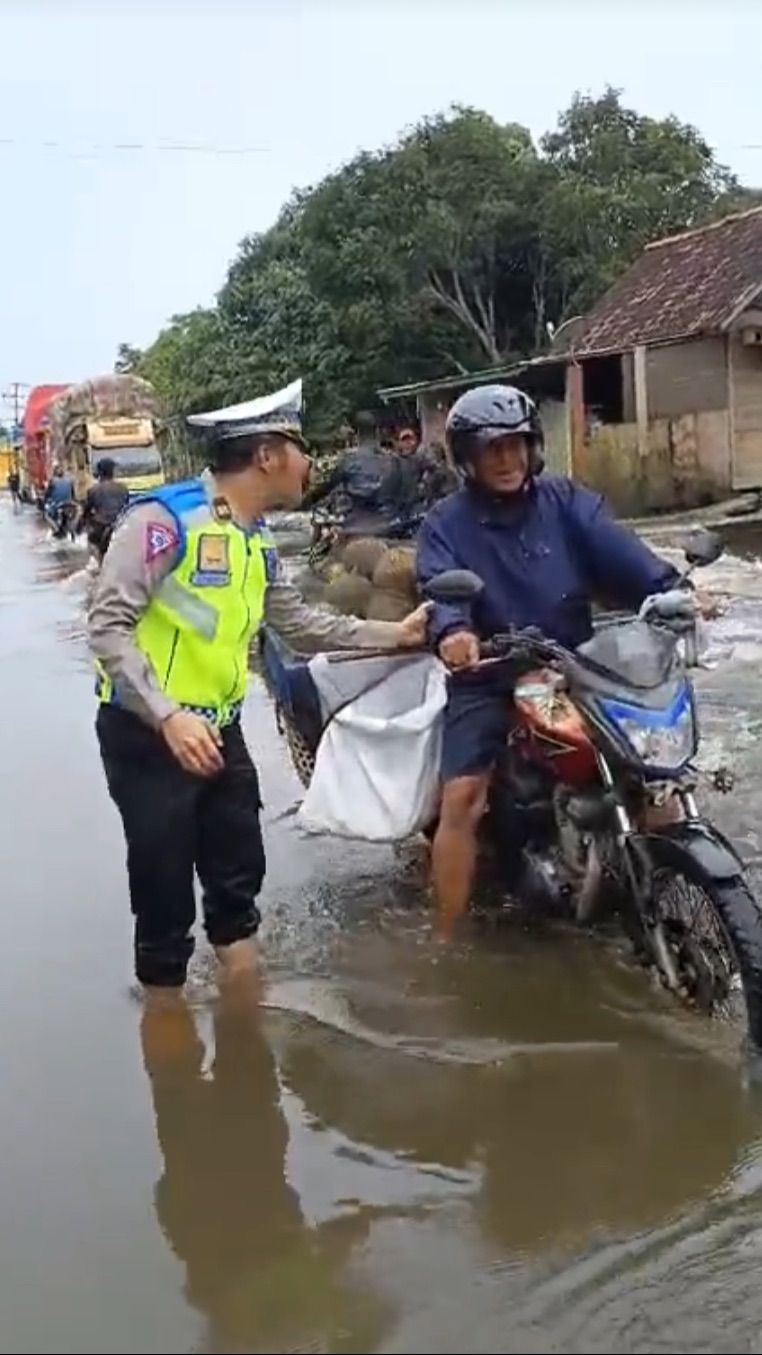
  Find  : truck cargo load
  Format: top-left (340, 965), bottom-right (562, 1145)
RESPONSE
top-left (48, 374), bottom-right (167, 498)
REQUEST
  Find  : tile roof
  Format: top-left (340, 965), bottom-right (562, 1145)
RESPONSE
top-left (571, 207), bottom-right (762, 357)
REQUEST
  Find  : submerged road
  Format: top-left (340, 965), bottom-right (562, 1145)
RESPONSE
top-left (4, 498), bottom-right (762, 1353)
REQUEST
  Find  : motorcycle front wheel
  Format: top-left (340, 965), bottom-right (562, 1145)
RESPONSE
top-left (651, 869), bottom-right (762, 1044)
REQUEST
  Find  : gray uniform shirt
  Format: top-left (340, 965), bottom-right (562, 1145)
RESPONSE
top-left (88, 498), bottom-right (404, 730)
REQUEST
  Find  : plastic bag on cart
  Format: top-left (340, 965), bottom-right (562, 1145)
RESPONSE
top-left (299, 653), bottom-right (447, 841)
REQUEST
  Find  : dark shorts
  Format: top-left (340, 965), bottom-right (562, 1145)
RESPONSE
top-left (88, 523), bottom-right (113, 559)
top-left (441, 671), bottom-right (514, 783)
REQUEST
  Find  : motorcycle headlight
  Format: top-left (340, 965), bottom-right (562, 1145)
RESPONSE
top-left (601, 690), bottom-right (696, 771)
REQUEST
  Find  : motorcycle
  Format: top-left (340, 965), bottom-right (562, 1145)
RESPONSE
top-left (308, 495), bottom-right (424, 570)
top-left (45, 499), bottom-right (79, 543)
top-left (424, 531), bottom-right (762, 1049)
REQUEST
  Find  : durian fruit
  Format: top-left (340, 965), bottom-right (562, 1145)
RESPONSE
top-left (372, 546), bottom-right (417, 601)
top-left (365, 589), bottom-right (413, 622)
top-left (323, 562), bottom-right (345, 584)
top-left (341, 536), bottom-right (389, 580)
top-left (323, 570), bottom-right (374, 618)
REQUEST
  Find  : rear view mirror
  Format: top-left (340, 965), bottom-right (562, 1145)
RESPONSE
top-left (683, 529), bottom-right (723, 569)
top-left (423, 569), bottom-right (484, 604)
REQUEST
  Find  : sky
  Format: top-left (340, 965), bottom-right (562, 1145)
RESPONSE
top-left (2, 0), bottom-right (762, 424)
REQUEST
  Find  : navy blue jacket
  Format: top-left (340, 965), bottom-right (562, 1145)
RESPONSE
top-left (416, 477), bottom-right (678, 650)
top-left (45, 475), bottom-right (76, 506)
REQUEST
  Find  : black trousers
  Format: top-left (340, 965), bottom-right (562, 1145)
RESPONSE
top-left (96, 706), bottom-right (265, 986)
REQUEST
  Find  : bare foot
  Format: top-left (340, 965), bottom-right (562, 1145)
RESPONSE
top-left (215, 939), bottom-right (265, 1006)
top-left (215, 937), bottom-right (259, 977)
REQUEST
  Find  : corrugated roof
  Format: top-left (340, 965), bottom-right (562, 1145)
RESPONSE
top-left (378, 354), bottom-right (562, 402)
top-left (572, 206), bottom-right (762, 357)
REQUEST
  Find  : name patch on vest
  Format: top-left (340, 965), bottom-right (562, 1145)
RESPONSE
top-left (191, 533), bottom-right (231, 586)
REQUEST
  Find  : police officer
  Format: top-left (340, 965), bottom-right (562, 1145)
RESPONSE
top-left (88, 393), bottom-right (428, 998)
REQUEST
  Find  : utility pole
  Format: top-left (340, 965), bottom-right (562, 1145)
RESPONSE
top-left (1, 382), bottom-right (30, 441)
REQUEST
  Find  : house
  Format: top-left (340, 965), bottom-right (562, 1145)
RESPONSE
top-left (379, 206), bottom-right (762, 514)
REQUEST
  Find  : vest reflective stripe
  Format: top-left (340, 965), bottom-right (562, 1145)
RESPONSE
top-left (98, 478), bottom-right (270, 720)
top-left (155, 574), bottom-right (219, 642)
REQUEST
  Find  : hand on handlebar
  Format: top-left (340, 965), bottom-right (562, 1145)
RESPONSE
top-left (639, 589), bottom-right (698, 628)
top-left (438, 630), bottom-right (480, 670)
top-left (639, 588), bottom-right (717, 623)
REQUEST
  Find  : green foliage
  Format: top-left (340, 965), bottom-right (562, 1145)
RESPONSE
top-left (539, 87), bottom-right (737, 313)
top-left (126, 309), bottom-right (241, 414)
top-left (122, 90), bottom-right (740, 434)
top-left (114, 342), bottom-right (143, 375)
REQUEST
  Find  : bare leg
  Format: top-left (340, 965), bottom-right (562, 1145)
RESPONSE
top-left (215, 936), bottom-right (258, 974)
top-left (142, 985), bottom-right (188, 1009)
top-left (215, 939), bottom-right (264, 1009)
top-left (431, 774), bottom-right (490, 935)
top-left (215, 937), bottom-right (258, 976)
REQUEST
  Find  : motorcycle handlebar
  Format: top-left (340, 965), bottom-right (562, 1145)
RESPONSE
top-left (477, 630), bottom-right (565, 668)
top-left (471, 600), bottom-right (701, 672)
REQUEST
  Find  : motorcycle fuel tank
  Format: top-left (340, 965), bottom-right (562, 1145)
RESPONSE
top-left (513, 669), bottom-right (598, 785)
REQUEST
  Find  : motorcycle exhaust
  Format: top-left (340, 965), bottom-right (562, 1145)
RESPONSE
top-left (575, 839), bottom-right (602, 924)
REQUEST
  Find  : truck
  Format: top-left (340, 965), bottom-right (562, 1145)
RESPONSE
top-left (48, 373), bottom-right (167, 500)
top-left (22, 384), bottom-right (71, 501)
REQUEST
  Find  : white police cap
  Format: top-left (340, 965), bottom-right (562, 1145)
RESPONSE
top-left (187, 378), bottom-right (306, 447)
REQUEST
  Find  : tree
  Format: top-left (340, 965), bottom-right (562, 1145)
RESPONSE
top-left (123, 92), bottom-right (743, 434)
top-left (292, 110), bottom-right (547, 382)
top-left (288, 147), bottom-right (477, 404)
top-left (540, 87), bottom-right (738, 313)
top-left (133, 309), bottom-right (242, 414)
top-left (394, 110), bottom-right (545, 363)
top-left (114, 342), bottom-right (143, 375)
top-left (220, 242), bottom-right (350, 437)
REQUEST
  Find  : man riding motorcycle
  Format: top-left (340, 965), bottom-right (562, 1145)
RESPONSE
top-left (416, 383), bottom-right (701, 932)
top-left (44, 463), bottom-right (77, 536)
top-left (303, 410), bottom-right (399, 528)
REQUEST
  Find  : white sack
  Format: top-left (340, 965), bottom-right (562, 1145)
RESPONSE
top-left (299, 655), bottom-right (447, 841)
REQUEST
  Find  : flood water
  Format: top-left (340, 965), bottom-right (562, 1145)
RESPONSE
top-left (5, 501), bottom-right (762, 1353)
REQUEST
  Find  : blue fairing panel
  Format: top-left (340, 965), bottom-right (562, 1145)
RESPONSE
top-left (260, 628), bottom-right (323, 752)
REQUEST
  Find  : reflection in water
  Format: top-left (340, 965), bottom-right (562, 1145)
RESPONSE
top-left (141, 1000), bottom-right (389, 1354)
top-left (279, 983), bottom-right (754, 1252)
top-left (275, 1007), bottom-right (762, 1355)
top-left (139, 972), bottom-right (762, 1354)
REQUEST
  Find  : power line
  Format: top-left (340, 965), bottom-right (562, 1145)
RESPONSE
top-left (1, 383), bottom-right (30, 434)
top-left (0, 138), bottom-right (269, 158)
